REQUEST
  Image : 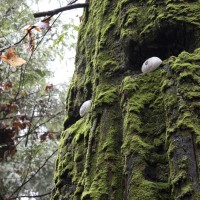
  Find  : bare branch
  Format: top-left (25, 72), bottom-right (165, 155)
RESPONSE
top-left (68, 0), bottom-right (78, 5)
top-left (13, 191), bottom-right (51, 199)
top-left (0, 26), bottom-right (36, 52)
top-left (11, 149), bottom-right (58, 197)
top-left (25, 104), bottom-right (37, 146)
top-left (14, 14), bottom-right (60, 99)
top-left (33, 3), bottom-right (89, 18)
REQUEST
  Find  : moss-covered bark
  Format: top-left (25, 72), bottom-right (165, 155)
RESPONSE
top-left (52, 0), bottom-right (200, 199)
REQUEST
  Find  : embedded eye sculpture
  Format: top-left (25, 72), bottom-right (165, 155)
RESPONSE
top-left (79, 100), bottom-right (92, 117)
top-left (141, 57), bottom-right (162, 74)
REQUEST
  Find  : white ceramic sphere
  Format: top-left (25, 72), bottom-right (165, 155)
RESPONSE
top-left (141, 57), bottom-right (162, 74)
top-left (79, 100), bottom-right (92, 117)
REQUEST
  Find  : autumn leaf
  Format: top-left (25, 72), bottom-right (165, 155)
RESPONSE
top-left (24, 17), bottom-right (51, 33)
top-left (42, 17), bottom-right (51, 23)
top-left (0, 103), bottom-right (18, 116)
top-left (48, 132), bottom-right (57, 140)
top-left (45, 84), bottom-right (54, 92)
top-left (24, 24), bottom-right (40, 32)
top-left (4, 80), bottom-right (12, 91)
top-left (40, 132), bottom-right (48, 142)
top-left (23, 17), bottom-right (52, 52)
top-left (12, 118), bottom-right (23, 131)
top-left (1, 48), bottom-right (26, 67)
top-left (28, 31), bottom-right (35, 52)
top-left (23, 25), bottom-right (36, 52)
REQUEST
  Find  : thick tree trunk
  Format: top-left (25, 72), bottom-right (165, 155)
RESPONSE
top-left (51, 0), bottom-right (200, 199)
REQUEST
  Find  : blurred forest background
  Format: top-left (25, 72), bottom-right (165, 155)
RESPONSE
top-left (0, 0), bottom-right (81, 199)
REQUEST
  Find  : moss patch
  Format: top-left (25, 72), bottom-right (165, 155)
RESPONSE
top-left (52, 0), bottom-right (200, 199)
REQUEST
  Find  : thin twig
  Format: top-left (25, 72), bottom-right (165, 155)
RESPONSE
top-left (25, 104), bottom-right (37, 146)
top-left (15, 13), bottom-right (61, 100)
top-left (33, 3), bottom-right (89, 18)
top-left (16, 110), bottom-right (63, 141)
top-left (16, 144), bottom-right (36, 197)
top-left (11, 149), bottom-right (58, 198)
top-left (0, 29), bottom-right (12, 46)
top-left (68, 0), bottom-right (78, 5)
top-left (13, 191), bottom-right (52, 199)
top-left (0, 26), bottom-right (36, 52)
top-left (27, 110), bottom-right (63, 137)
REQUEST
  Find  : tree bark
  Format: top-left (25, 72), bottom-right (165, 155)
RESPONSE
top-left (51, 0), bottom-right (200, 199)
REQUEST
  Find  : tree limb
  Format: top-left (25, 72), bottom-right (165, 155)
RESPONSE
top-left (33, 3), bottom-right (89, 18)
top-left (13, 191), bottom-right (51, 199)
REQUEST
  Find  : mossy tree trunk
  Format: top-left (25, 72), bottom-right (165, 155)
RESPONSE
top-left (51, 0), bottom-right (200, 199)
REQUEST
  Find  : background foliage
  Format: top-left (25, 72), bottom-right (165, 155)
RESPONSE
top-left (0, 0), bottom-right (78, 199)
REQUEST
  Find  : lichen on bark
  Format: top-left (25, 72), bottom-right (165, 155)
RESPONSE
top-left (51, 0), bottom-right (200, 199)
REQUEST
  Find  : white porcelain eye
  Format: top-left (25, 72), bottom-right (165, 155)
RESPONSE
top-left (141, 57), bottom-right (162, 74)
top-left (79, 100), bottom-right (92, 117)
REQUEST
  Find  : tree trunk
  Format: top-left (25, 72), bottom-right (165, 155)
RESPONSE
top-left (51, 0), bottom-right (200, 199)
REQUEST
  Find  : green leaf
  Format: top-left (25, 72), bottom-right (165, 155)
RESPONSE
top-left (53, 33), bottom-right (65, 47)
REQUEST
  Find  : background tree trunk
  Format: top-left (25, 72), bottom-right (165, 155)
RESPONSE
top-left (51, 0), bottom-right (200, 199)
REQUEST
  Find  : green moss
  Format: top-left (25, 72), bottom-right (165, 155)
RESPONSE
top-left (161, 79), bottom-right (171, 92)
top-left (122, 135), bottom-right (153, 157)
top-left (165, 3), bottom-right (200, 26)
top-left (121, 76), bottom-right (139, 101)
top-left (80, 106), bottom-right (123, 199)
top-left (162, 46), bottom-right (200, 200)
top-left (177, 184), bottom-right (193, 199)
top-left (52, 0), bottom-right (200, 199)
top-left (100, 60), bottom-right (120, 75)
top-left (123, 109), bottom-right (142, 133)
top-left (164, 48), bottom-right (200, 137)
top-left (52, 117), bottom-right (91, 199)
top-left (95, 84), bottom-right (118, 107)
top-left (121, 0), bottom-right (132, 7)
top-left (120, 69), bottom-right (170, 198)
top-left (124, 7), bottom-right (138, 27)
top-left (130, 179), bottom-right (169, 200)
top-left (99, 22), bottom-right (116, 48)
top-left (171, 171), bottom-right (187, 187)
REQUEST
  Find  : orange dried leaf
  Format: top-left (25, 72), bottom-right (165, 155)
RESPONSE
top-left (42, 17), bottom-right (51, 23)
top-left (34, 26), bottom-right (41, 32)
top-left (24, 24), bottom-right (41, 32)
top-left (24, 25), bottom-right (33, 32)
top-left (28, 32), bottom-right (35, 52)
top-left (12, 119), bottom-right (23, 130)
top-left (45, 84), bottom-right (54, 92)
top-left (48, 132), bottom-right (55, 140)
top-left (1, 48), bottom-right (26, 67)
top-left (10, 103), bottom-right (18, 111)
top-left (4, 81), bottom-right (12, 91)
